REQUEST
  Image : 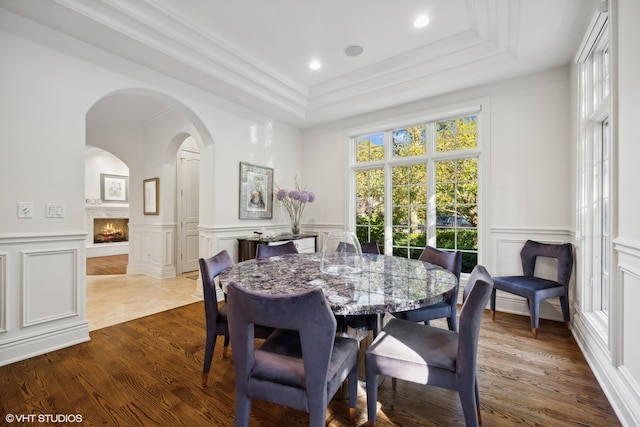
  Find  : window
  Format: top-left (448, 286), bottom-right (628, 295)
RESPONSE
top-left (576, 8), bottom-right (611, 337)
top-left (352, 111), bottom-right (480, 273)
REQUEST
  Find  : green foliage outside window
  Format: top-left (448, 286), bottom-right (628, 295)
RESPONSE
top-left (354, 114), bottom-right (479, 273)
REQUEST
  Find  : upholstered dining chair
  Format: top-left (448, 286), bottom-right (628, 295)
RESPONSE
top-left (392, 245), bottom-right (462, 331)
top-left (199, 250), bottom-right (273, 387)
top-left (365, 265), bottom-right (494, 427)
top-left (491, 240), bottom-right (574, 339)
top-left (361, 241), bottom-right (381, 255)
top-left (335, 239), bottom-right (379, 255)
top-left (255, 241), bottom-right (298, 258)
top-left (226, 281), bottom-right (359, 427)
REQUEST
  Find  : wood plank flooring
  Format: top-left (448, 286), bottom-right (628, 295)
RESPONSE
top-left (86, 254), bottom-right (128, 275)
top-left (0, 303), bottom-right (620, 426)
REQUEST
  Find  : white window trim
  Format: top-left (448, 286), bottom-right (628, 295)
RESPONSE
top-left (346, 97), bottom-right (491, 276)
top-left (575, 3), bottom-right (619, 364)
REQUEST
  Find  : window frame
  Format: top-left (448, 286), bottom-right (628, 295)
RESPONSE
top-left (347, 100), bottom-right (490, 277)
top-left (575, 5), bottom-right (617, 360)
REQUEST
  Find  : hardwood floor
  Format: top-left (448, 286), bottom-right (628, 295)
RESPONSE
top-left (0, 303), bottom-right (620, 426)
top-left (86, 254), bottom-right (128, 275)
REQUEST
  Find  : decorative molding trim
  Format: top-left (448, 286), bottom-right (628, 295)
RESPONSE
top-left (0, 321), bottom-right (89, 368)
top-left (613, 236), bottom-right (640, 258)
top-left (0, 232), bottom-right (87, 244)
top-left (573, 316), bottom-right (640, 427)
top-left (22, 248), bottom-right (79, 327)
top-left (0, 254), bottom-right (5, 333)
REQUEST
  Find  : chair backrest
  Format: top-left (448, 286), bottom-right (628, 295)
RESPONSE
top-left (199, 250), bottom-right (233, 319)
top-left (361, 241), bottom-right (381, 254)
top-left (226, 281), bottom-right (337, 399)
top-left (462, 264), bottom-right (493, 303)
top-left (520, 240), bottom-right (573, 286)
top-left (337, 241), bottom-right (379, 254)
top-left (255, 241), bottom-right (298, 258)
top-left (457, 266), bottom-right (493, 377)
top-left (419, 246), bottom-right (462, 282)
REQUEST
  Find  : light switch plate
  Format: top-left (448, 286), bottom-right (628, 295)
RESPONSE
top-left (46, 203), bottom-right (65, 218)
top-left (18, 202), bottom-right (33, 218)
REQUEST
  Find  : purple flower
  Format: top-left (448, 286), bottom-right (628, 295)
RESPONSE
top-left (276, 189), bottom-right (287, 201)
top-left (289, 190), bottom-right (301, 200)
top-left (307, 192), bottom-right (315, 203)
top-left (299, 192), bottom-right (309, 203)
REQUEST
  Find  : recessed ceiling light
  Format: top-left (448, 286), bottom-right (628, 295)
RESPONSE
top-left (414, 14), bottom-right (430, 28)
top-left (309, 59), bottom-right (322, 70)
top-left (344, 45), bottom-right (364, 57)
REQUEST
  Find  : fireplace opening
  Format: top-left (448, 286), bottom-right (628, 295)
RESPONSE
top-left (94, 218), bottom-right (129, 244)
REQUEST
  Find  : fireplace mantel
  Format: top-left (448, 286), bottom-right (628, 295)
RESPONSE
top-left (86, 205), bottom-right (129, 258)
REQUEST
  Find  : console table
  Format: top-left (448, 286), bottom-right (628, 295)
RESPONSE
top-left (237, 233), bottom-right (317, 261)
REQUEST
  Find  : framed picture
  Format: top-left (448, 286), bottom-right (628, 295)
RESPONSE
top-left (100, 174), bottom-right (128, 202)
top-left (239, 162), bottom-right (273, 219)
top-left (143, 178), bottom-right (159, 215)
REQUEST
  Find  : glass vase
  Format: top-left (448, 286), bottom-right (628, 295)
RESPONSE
top-left (291, 220), bottom-right (300, 237)
top-left (321, 231), bottom-right (363, 274)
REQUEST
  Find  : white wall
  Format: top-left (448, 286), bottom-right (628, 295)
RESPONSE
top-left (303, 66), bottom-right (574, 279)
top-left (84, 146), bottom-right (129, 203)
top-left (0, 12), bottom-right (303, 366)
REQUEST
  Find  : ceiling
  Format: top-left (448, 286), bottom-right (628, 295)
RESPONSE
top-left (0, 0), bottom-right (598, 128)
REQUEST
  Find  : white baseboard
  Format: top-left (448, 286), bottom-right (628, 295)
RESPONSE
top-left (0, 321), bottom-right (89, 367)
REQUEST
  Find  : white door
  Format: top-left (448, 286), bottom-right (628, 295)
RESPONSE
top-left (177, 141), bottom-right (200, 274)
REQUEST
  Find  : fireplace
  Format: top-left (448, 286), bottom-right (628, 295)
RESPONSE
top-left (94, 218), bottom-right (129, 244)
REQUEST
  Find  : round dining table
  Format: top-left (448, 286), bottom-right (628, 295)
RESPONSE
top-left (218, 252), bottom-right (457, 334)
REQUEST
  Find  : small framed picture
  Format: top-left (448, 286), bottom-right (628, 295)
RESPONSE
top-left (101, 174), bottom-right (128, 203)
top-left (143, 178), bottom-right (159, 215)
top-left (239, 162), bottom-right (273, 219)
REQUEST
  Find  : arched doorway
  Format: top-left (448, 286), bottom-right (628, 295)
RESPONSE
top-left (85, 89), bottom-right (213, 329)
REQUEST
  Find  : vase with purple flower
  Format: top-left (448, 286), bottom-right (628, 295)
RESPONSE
top-left (275, 178), bottom-right (315, 237)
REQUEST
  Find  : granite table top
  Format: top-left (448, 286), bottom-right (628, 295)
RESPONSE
top-left (218, 252), bottom-right (457, 316)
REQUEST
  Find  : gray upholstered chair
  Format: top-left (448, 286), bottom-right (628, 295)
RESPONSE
top-left (335, 240), bottom-right (379, 255)
top-left (226, 281), bottom-right (359, 427)
top-left (361, 241), bottom-right (381, 255)
top-left (491, 240), bottom-right (574, 338)
top-left (255, 241), bottom-right (298, 258)
top-left (365, 265), bottom-right (494, 427)
top-left (199, 250), bottom-right (273, 387)
top-left (392, 245), bottom-right (462, 331)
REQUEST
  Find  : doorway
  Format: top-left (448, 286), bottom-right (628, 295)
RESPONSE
top-left (176, 136), bottom-right (200, 275)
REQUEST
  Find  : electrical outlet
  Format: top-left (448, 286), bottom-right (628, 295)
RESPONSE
top-left (18, 202), bottom-right (33, 218)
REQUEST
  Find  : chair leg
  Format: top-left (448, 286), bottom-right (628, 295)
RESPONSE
top-left (365, 355), bottom-right (379, 424)
top-left (490, 289), bottom-right (497, 321)
top-left (392, 377), bottom-right (397, 390)
top-left (459, 386), bottom-right (480, 427)
top-left (223, 335), bottom-right (230, 358)
top-left (528, 298), bottom-right (541, 339)
top-left (475, 379), bottom-right (482, 425)
top-left (202, 333), bottom-right (216, 387)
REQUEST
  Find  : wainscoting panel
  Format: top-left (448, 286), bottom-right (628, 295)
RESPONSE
top-left (0, 233), bottom-right (89, 367)
top-left (571, 237), bottom-right (640, 426)
top-left (22, 248), bottom-right (78, 327)
top-left (127, 223), bottom-right (177, 279)
top-left (490, 229), bottom-right (575, 322)
top-left (0, 254), bottom-right (5, 333)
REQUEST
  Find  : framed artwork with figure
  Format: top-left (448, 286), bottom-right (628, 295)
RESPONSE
top-left (239, 162), bottom-right (273, 219)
